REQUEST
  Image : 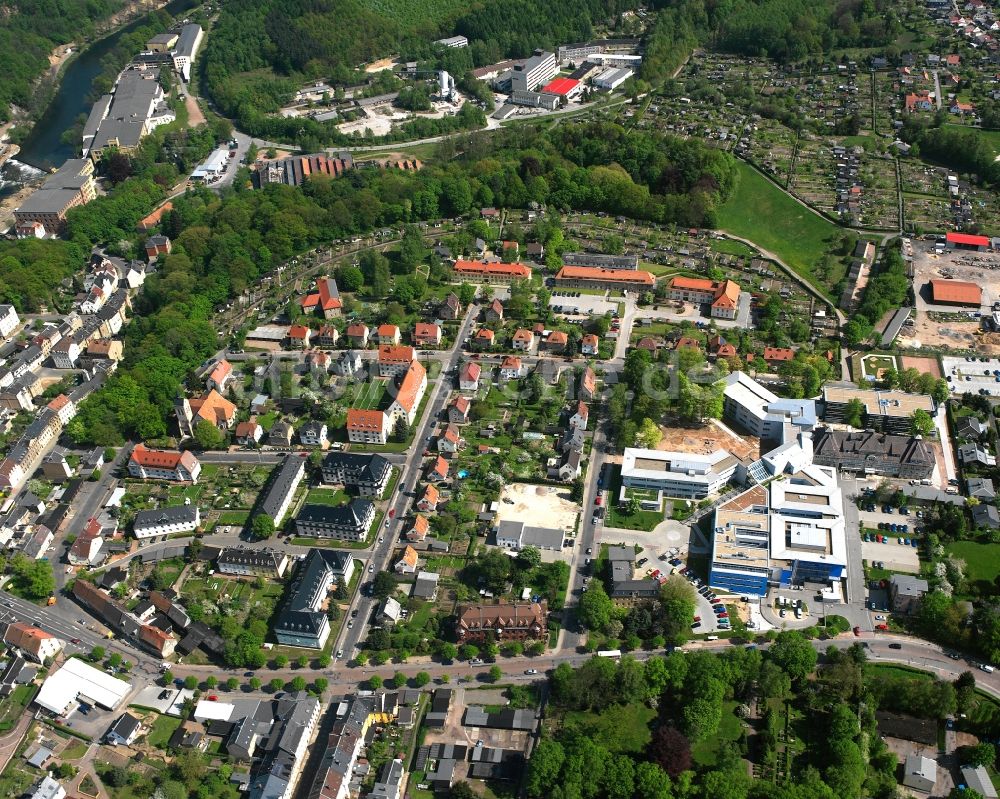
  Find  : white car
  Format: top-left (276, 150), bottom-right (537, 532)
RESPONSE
top-left (524, 668), bottom-right (538, 675)
top-left (874, 614), bottom-right (886, 621)
top-left (368, 564), bottom-right (374, 573)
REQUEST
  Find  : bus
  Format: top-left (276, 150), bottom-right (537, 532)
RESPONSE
top-left (597, 649), bottom-right (622, 659)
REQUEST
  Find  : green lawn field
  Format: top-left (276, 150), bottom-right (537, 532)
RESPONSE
top-left (946, 540), bottom-right (1000, 585)
top-left (717, 161), bottom-right (844, 297)
top-left (562, 703), bottom-right (656, 754)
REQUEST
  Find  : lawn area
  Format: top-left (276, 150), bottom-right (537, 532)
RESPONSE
top-left (216, 510), bottom-right (250, 526)
top-left (146, 714), bottom-right (182, 749)
top-left (258, 411), bottom-right (279, 431)
top-left (945, 540), bottom-right (1000, 586)
top-left (863, 663), bottom-right (935, 682)
top-left (0, 684), bottom-right (35, 731)
top-left (351, 380), bottom-right (388, 411)
top-left (306, 487), bottom-right (350, 506)
top-left (691, 700), bottom-right (744, 766)
top-left (61, 740), bottom-right (89, 760)
top-left (944, 123), bottom-right (1000, 157)
top-left (561, 703), bottom-right (656, 754)
top-left (606, 466), bottom-right (664, 531)
top-left (717, 161), bottom-right (843, 297)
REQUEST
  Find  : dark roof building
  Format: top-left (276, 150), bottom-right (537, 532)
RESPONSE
top-left (255, 455), bottom-right (306, 527)
top-left (320, 452), bottom-right (391, 497)
top-left (812, 429), bottom-right (934, 479)
top-left (294, 500), bottom-right (375, 541)
top-left (273, 550), bottom-right (354, 648)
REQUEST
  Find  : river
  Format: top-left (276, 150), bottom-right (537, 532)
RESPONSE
top-left (0, 0), bottom-right (197, 195)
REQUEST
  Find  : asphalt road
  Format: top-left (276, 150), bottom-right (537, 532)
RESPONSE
top-left (329, 301), bottom-right (480, 662)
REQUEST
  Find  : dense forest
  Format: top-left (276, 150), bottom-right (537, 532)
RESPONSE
top-left (0, 0), bottom-right (124, 121)
top-left (60, 120), bottom-right (734, 444)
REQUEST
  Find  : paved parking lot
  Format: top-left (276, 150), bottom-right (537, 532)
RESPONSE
top-left (943, 355), bottom-right (1000, 397)
top-left (861, 540), bottom-right (920, 572)
top-left (548, 292), bottom-right (619, 316)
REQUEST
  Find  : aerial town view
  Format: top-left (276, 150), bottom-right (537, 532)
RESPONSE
top-left (7, 1), bottom-right (1000, 799)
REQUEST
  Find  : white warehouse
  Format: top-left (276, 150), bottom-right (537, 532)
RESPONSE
top-left (593, 67), bottom-right (633, 91)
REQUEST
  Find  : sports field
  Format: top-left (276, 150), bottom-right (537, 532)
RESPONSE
top-left (351, 380), bottom-right (388, 410)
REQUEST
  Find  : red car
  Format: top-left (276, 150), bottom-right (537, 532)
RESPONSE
top-left (208, 695), bottom-right (218, 701)
top-left (595, 496), bottom-right (602, 506)
top-left (875, 624), bottom-right (888, 631)
top-left (853, 627), bottom-right (861, 637)
top-left (388, 509), bottom-right (395, 518)
top-left (693, 616), bottom-right (701, 623)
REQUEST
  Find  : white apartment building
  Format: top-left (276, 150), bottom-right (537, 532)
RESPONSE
top-left (133, 505), bottom-right (200, 541)
top-left (511, 50), bottom-right (558, 92)
top-left (0, 305), bottom-right (19, 339)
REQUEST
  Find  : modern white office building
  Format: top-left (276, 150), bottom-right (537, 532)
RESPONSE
top-left (723, 371), bottom-right (817, 440)
top-left (709, 462), bottom-right (847, 596)
top-left (620, 448), bottom-right (739, 499)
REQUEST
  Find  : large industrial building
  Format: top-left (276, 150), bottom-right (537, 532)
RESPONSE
top-left (84, 67), bottom-right (173, 160)
top-left (13, 159), bottom-right (96, 234)
top-left (35, 657), bottom-right (131, 716)
top-left (722, 372), bottom-right (817, 441)
top-left (927, 278), bottom-right (982, 307)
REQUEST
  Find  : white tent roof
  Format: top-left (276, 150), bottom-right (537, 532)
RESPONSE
top-left (35, 657), bottom-right (130, 714)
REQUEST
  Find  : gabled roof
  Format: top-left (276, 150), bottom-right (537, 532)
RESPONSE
top-left (512, 328), bottom-right (534, 342)
top-left (428, 456), bottom-right (449, 478)
top-left (208, 359), bottom-right (232, 385)
top-left (420, 484), bottom-right (440, 506)
top-left (398, 545), bottom-right (418, 568)
top-left (500, 355), bottom-right (522, 371)
top-left (377, 324), bottom-right (400, 338)
top-left (130, 444), bottom-right (198, 472)
top-left (556, 265), bottom-right (655, 285)
top-left (189, 390), bottom-right (237, 427)
top-left (461, 363), bottom-right (481, 381)
top-left (454, 260), bottom-right (532, 279)
top-left (346, 323), bottom-right (369, 337)
top-left (393, 360), bottom-right (426, 413)
top-left (288, 324), bottom-right (310, 340)
top-left (410, 515), bottom-right (430, 535)
top-left (346, 409), bottom-right (388, 432)
top-left (378, 345), bottom-right (415, 363)
top-left (413, 322), bottom-right (440, 339)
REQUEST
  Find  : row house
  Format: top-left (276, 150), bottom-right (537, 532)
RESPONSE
top-left (377, 324), bottom-right (401, 345)
top-left (449, 395), bottom-right (471, 424)
top-left (512, 328), bottom-right (535, 351)
top-left (346, 323), bottom-right (370, 347)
